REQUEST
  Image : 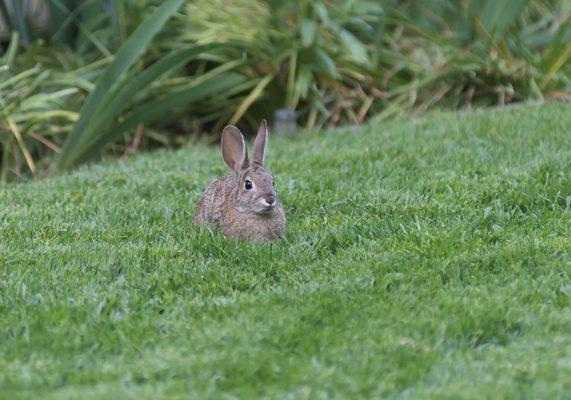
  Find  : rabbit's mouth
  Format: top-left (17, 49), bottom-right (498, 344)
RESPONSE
top-left (236, 202), bottom-right (277, 215)
top-left (255, 205), bottom-right (277, 215)
top-left (254, 198), bottom-right (278, 214)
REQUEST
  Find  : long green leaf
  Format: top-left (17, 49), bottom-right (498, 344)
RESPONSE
top-left (540, 18), bottom-right (571, 83)
top-left (316, 49), bottom-right (338, 78)
top-left (48, 0), bottom-right (112, 57)
top-left (300, 19), bottom-right (317, 47)
top-left (0, 66), bottom-right (39, 91)
top-left (339, 29), bottom-right (368, 64)
top-left (12, 0), bottom-right (31, 45)
top-left (70, 73), bottom-right (246, 165)
top-left (0, 0), bottom-right (13, 32)
top-left (4, 31), bottom-right (20, 68)
top-left (4, 113), bottom-right (36, 177)
top-left (59, 0), bottom-right (185, 169)
top-left (229, 73), bottom-right (274, 124)
top-left (480, 0), bottom-right (529, 36)
top-left (69, 43), bottom-right (223, 163)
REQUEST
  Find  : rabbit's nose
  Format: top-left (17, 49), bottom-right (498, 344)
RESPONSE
top-left (265, 195), bottom-right (276, 206)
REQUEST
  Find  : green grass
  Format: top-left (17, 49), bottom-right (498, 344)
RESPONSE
top-left (0, 103), bottom-right (570, 399)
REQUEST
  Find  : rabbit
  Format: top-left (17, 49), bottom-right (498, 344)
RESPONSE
top-left (194, 120), bottom-right (285, 242)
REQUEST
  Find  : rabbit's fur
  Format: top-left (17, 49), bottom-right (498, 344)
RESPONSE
top-left (194, 120), bottom-right (285, 242)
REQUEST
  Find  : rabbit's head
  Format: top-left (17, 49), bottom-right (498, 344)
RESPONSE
top-left (221, 120), bottom-right (280, 215)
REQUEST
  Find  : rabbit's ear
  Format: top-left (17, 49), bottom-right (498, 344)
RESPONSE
top-left (252, 119), bottom-right (268, 166)
top-left (222, 126), bottom-right (249, 171)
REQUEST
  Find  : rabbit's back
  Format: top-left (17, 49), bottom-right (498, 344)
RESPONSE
top-left (194, 173), bottom-right (235, 225)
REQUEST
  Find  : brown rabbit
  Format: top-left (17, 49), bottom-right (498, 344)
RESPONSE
top-left (194, 120), bottom-right (285, 242)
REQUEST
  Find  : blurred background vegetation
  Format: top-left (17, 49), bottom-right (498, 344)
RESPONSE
top-left (0, 0), bottom-right (569, 180)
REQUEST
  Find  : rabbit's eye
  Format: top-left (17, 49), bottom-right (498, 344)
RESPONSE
top-left (245, 180), bottom-right (253, 190)
top-left (272, 180), bottom-right (275, 187)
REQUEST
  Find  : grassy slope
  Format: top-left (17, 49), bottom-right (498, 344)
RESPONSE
top-left (0, 104), bottom-right (570, 399)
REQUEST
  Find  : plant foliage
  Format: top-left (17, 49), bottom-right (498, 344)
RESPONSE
top-left (0, 0), bottom-right (569, 179)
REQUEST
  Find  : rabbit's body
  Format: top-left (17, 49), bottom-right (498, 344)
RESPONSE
top-left (194, 173), bottom-right (234, 225)
top-left (194, 121), bottom-right (285, 242)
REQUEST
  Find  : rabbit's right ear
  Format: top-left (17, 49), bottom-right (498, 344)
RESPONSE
top-left (221, 126), bottom-right (249, 171)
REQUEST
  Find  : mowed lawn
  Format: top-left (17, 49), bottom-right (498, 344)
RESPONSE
top-left (0, 104), bottom-right (570, 399)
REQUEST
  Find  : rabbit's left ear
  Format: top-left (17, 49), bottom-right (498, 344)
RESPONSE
top-left (222, 125), bottom-right (249, 171)
top-left (252, 119), bottom-right (268, 166)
